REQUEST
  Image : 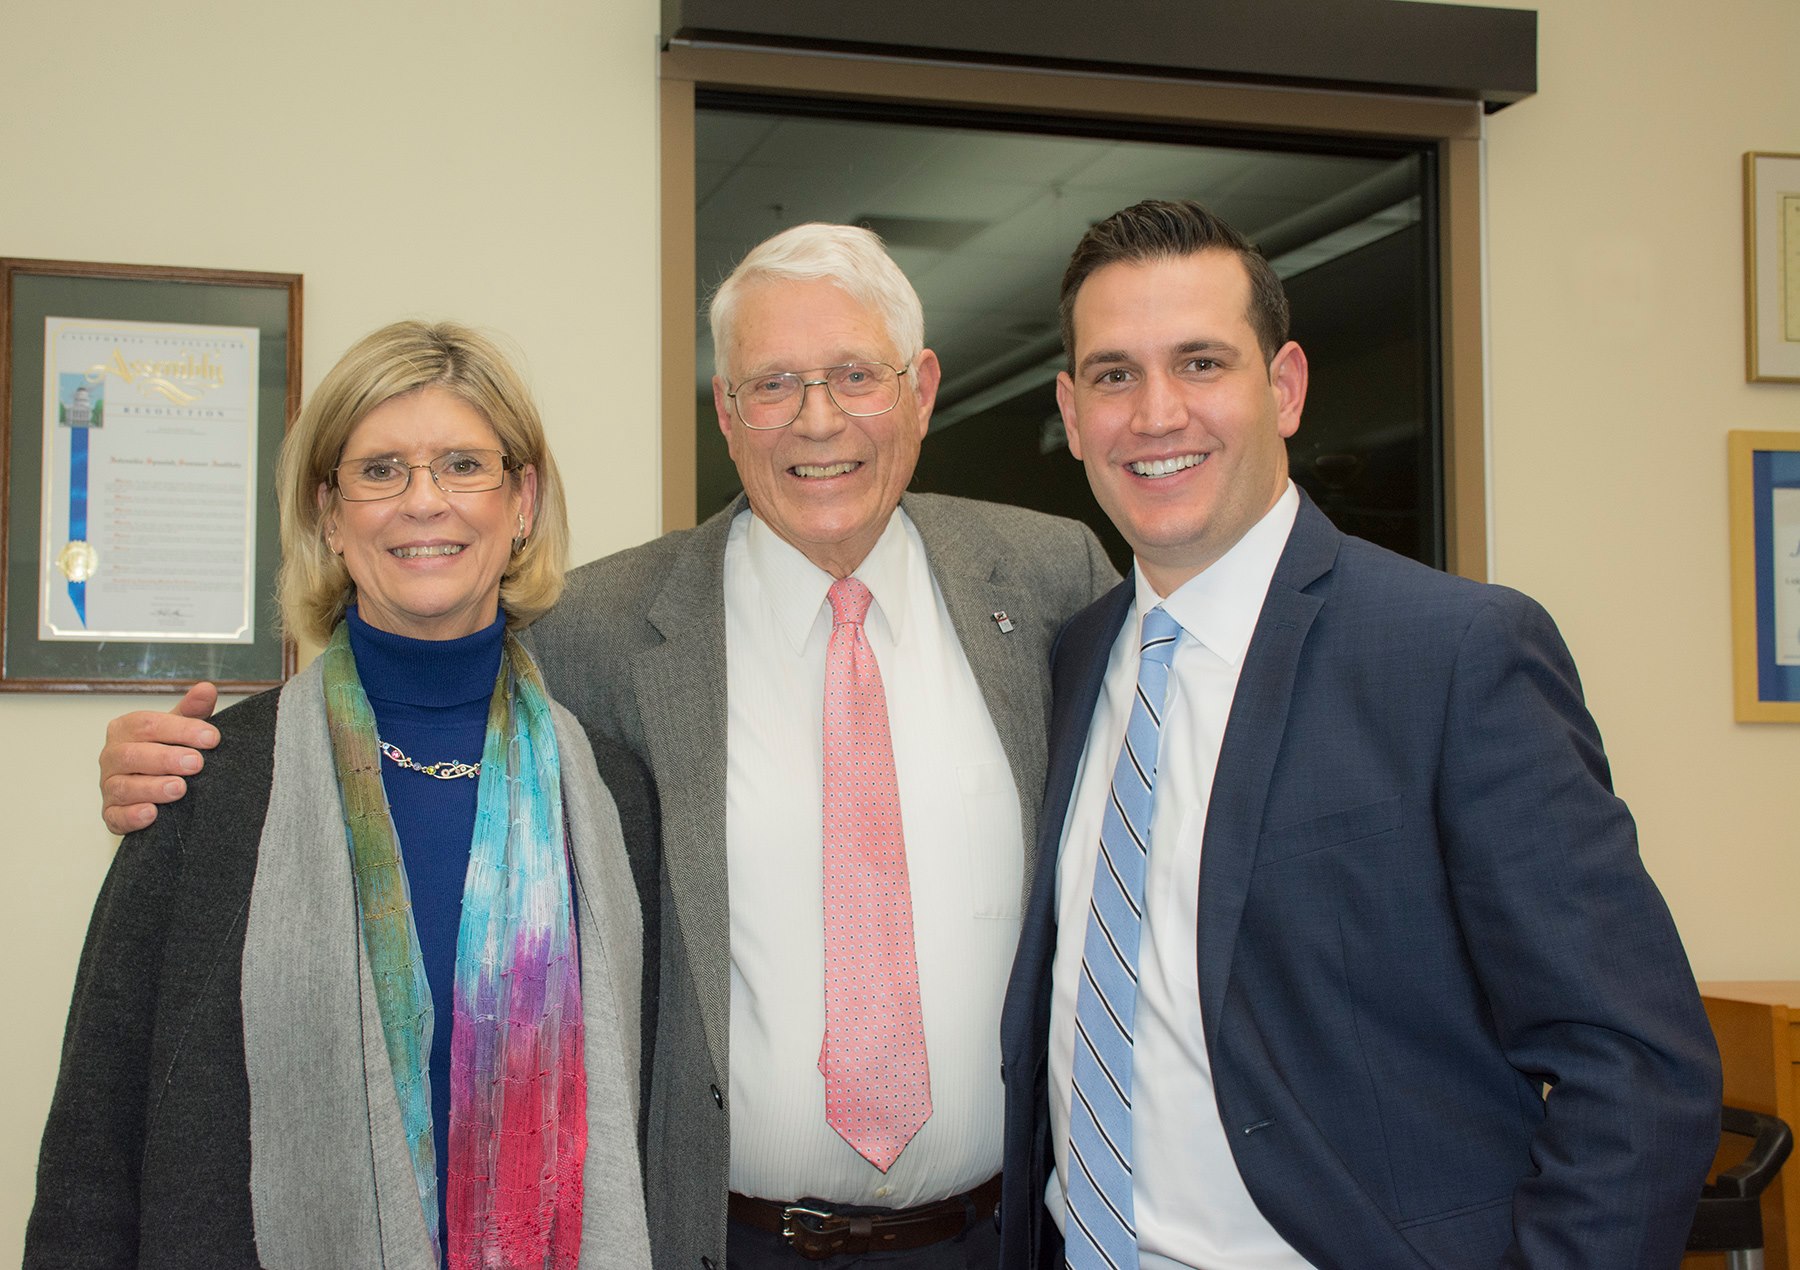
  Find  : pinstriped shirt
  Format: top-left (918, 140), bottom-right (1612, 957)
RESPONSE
top-left (1048, 484), bottom-right (1313, 1270)
top-left (724, 507), bottom-right (1022, 1206)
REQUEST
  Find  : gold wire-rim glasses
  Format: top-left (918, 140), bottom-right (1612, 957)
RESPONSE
top-left (329, 449), bottom-right (519, 502)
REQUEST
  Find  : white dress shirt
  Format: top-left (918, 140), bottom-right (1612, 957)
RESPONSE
top-left (1048, 483), bottom-right (1315, 1269)
top-left (724, 507), bottom-right (1023, 1206)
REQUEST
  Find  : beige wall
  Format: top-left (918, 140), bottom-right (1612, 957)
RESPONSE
top-left (5, 0), bottom-right (1797, 1258)
top-left (1481, 0), bottom-right (1800, 982)
top-left (0, 0), bottom-right (661, 1255)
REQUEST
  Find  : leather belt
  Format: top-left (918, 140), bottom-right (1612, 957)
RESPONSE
top-left (728, 1174), bottom-right (1001, 1260)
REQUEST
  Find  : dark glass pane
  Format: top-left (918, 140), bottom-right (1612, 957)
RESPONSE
top-left (695, 98), bottom-right (1440, 570)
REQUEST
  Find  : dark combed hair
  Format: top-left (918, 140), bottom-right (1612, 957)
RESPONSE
top-left (1058, 198), bottom-right (1291, 365)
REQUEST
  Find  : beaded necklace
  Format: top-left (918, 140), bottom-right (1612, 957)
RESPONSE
top-left (378, 739), bottom-right (480, 780)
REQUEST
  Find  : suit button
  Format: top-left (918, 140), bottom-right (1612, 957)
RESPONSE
top-left (701, 1258), bottom-right (717, 1270)
top-left (710, 1083), bottom-right (724, 1109)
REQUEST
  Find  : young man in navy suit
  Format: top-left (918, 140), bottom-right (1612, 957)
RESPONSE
top-left (998, 199), bottom-right (1720, 1270)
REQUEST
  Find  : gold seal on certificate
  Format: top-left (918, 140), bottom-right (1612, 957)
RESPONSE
top-left (56, 540), bottom-right (99, 584)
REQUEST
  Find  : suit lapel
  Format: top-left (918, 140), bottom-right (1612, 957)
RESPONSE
top-left (1005, 576), bottom-right (1131, 1064)
top-left (1197, 498), bottom-right (1339, 1046)
top-left (634, 498), bottom-right (740, 1083)
top-left (1041, 579), bottom-right (1133, 867)
top-left (1036, 585), bottom-right (1131, 930)
top-left (904, 494), bottom-right (1055, 869)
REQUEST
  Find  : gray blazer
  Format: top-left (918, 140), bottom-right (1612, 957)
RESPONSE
top-left (525, 491), bottom-right (1117, 1270)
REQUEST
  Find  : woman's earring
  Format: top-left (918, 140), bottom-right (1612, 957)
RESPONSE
top-left (512, 513), bottom-right (527, 554)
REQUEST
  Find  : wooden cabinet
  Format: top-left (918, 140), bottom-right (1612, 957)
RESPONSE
top-left (1699, 982), bottom-right (1800, 1270)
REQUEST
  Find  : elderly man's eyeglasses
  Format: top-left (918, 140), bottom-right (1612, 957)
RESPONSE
top-left (726, 361), bottom-right (911, 431)
top-left (330, 449), bottom-right (517, 501)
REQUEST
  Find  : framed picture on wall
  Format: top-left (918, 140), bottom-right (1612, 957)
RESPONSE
top-left (1745, 151), bottom-right (1800, 383)
top-left (1729, 430), bottom-right (1800, 721)
top-left (0, 258), bottom-right (301, 692)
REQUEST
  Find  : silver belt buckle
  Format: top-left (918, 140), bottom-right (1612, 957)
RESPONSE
top-left (781, 1203), bottom-right (835, 1239)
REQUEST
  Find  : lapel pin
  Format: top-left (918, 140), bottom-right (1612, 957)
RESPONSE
top-left (992, 611), bottom-right (1015, 634)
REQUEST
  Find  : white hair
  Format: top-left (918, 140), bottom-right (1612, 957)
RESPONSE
top-left (707, 222), bottom-right (925, 386)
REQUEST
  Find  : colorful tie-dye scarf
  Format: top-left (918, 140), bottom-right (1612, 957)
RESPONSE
top-left (322, 622), bottom-right (587, 1268)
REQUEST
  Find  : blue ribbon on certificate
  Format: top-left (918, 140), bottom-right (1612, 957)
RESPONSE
top-left (67, 427), bottom-right (89, 626)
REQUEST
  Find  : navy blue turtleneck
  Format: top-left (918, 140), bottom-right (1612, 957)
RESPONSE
top-left (345, 605), bottom-right (501, 1248)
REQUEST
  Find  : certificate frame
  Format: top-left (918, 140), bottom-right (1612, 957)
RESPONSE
top-left (1745, 151), bottom-right (1800, 383)
top-left (1, 258), bottom-right (301, 692)
top-left (1729, 430), bottom-right (1800, 721)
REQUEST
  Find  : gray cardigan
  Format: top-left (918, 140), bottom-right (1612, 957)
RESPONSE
top-left (24, 687), bottom-right (661, 1268)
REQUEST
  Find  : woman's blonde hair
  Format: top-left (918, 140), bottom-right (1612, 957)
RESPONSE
top-left (275, 320), bottom-right (569, 643)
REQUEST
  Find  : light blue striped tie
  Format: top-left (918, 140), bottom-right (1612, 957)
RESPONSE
top-left (1066, 605), bottom-right (1181, 1270)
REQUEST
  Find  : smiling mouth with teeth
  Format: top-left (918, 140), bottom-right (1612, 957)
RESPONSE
top-left (390, 544), bottom-right (466, 558)
top-left (1128, 454), bottom-right (1206, 478)
top-left (791, 461), bottom-right (860, 478)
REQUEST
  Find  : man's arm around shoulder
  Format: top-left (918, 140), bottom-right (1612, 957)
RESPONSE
top-left (98, 682), bottom-right (221, 834)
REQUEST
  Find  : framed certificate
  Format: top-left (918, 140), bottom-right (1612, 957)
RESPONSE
top-left (1745, 151), bottom-right (1800, 383)
top-left (1729, 430), bottom-right (1800, 721)
top-left (1, 259), bottom-right (301, 692)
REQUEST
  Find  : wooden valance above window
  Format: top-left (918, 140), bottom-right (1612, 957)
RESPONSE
top-left (661, 0), bottom-right (1536, 112)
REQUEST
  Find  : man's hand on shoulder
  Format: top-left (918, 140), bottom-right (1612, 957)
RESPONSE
top-left (99, 682), bottom-right (221, 834)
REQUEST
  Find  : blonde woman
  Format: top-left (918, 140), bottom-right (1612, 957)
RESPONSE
top-left (27, 321), bottom-right (653, 1269)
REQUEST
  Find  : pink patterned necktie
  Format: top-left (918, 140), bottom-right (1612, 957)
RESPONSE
top-left (818, 576), bottom-right (933, 1172)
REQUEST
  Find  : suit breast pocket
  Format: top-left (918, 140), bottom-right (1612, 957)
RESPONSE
top-left (1257, 794), bottom-right (1403, 868)
top-left (959, 761), bottom-right (1024, 919)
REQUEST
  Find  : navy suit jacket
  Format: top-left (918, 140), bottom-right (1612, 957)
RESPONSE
top-left (998, 496), bottom-right (1720, 1270)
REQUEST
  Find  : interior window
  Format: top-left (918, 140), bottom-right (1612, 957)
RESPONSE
top-left (694, 97), bottom-right (1441, 569)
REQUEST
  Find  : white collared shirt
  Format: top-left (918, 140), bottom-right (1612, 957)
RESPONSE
top-left (1048, 483), bottom-right (1315, 1269)
top-left (724, 507), bottom-right (1023, 1205)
